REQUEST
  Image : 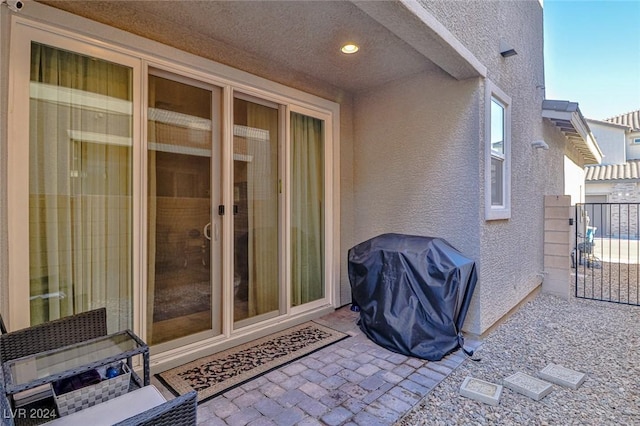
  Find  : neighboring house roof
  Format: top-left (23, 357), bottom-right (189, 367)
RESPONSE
top-left (542, 100), bottom-right (603, 164)
top-left (585, 159), bottom-right (640, 182)
top-left (604, 110), bottom-right (640, 131)
top-left (586, 118), bottom-right (630, 130)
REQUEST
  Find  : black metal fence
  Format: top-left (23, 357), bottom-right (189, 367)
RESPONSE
top-left (574, 203), bottom-right (640, 305)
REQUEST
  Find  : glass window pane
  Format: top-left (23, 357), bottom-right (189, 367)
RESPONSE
top-left (147, 74), bottom-right (218, 345)
top-left (491, 156), bottom-right (504, 206)
top-left (291, 112), bottom-right (325, 307)
top-left (491, 98), bottom-right (504, 155)
top-left (233, 98), bottom-right (279, 323)
top-left (29, 42), bottom-right (133, 332)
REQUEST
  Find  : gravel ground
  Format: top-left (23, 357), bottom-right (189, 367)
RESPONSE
top-left (576, 261), bottom-right (640, 305)
top-left (397, 292), bottom-right (640, 425)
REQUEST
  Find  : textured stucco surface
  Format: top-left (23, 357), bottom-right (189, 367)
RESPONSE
top-left (339, 97), bottom-right (355, 307)
top-left (587, 120), bottom-right (627, 165)
top-left (417, 0), bottom-right (568, 334)
top-left (351, 68), bottom-right (483, 328)
top-left (626, 133), bottom-right (640, 161)
top-left (352, 69), bottom-right (481, 262)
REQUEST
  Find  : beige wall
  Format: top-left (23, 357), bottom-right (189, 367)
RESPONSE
top-left (339, 97), bottom-right (355, 306)
top-left (543, 195), bottom-right (571, 300)
top-left (415, 0), bottom-right (567, 333)
top-left (341, 0), bottom-right (580, 333)
top-left (352, 70), bottom-right (482, 258)
top-left (587, 120), bottom-right (627, 165)
top-left (564, 156), bottom-right (586, 205)
top-left (626, 131), bottom-right (640, 161)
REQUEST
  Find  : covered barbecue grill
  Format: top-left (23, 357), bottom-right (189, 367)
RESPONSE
top-left (348, 233), bottom-right (477, 361)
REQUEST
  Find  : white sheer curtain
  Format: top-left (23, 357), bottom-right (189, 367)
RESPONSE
top-left (291, 113), bottom-right (324, 306)
top-left (29, 43), bottom-right (133, 332)
top-left (245, 103), bottom-right (279, 316)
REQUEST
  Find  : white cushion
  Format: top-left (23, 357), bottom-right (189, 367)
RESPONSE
top-left (45, 385), bottom-right (167, 425)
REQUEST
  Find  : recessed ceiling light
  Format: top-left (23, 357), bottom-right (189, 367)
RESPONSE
top-left (340, 43), bottom-right (359, 54)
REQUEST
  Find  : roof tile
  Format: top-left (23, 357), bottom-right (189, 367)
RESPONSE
top-left (586, 159), bottom-right (640, 181)
top-left (604, 110), bottom-right (640, 131)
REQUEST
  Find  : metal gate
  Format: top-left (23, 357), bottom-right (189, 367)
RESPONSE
top-left (574, 203), bottom-right (640, 305)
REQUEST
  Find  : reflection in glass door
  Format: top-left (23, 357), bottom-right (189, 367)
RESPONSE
top-left (147, 72), bottom-right (221, 345)
top-left (233, 97), bottom-right (280, 326)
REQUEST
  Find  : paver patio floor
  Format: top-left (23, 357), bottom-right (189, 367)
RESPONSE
top-left (152, 306), bottom-right (480, 425)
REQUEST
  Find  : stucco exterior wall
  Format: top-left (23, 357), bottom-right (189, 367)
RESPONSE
top-left (564, 156), bottom-right (586, 205)
top-left (419, 0), bottom-right (555, 334)
top-left (558, 118), bottom-right (590, 206)
top-left (339, 98), bottom-right (355, 307)
top-left (587, 120), bottom-right (627, 165)
top-left (586, 182), bottom-right (612, 198)
top-left (626, 131), bottom-right (640, 161)
top-left (352, 69), bottom-right (482, 325)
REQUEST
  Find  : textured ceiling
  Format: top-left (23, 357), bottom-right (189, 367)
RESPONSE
top-left (39, 0), bottom-right (441, 93)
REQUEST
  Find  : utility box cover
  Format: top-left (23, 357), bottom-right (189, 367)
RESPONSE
top-left (348, 233), bottom-right (477, 360)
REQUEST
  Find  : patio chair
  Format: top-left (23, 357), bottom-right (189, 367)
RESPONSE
top-left (0, 308), bottom-right (109, 410)
top-left (114, 390), bottom-right (197, 426)
top-left (0, 383), bottom-right (197, 426)
top-left (0, 308), bottom-right (108, 364)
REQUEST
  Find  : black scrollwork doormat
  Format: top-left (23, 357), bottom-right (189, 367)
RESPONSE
top-left (156, 322), bottom-right (349, 403)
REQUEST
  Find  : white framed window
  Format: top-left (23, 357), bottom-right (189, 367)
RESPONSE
top-left (485, 80), bottom-right (511, 220)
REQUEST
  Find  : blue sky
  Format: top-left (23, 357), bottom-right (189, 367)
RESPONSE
top-left (543, 0), bottom-right (640, 120)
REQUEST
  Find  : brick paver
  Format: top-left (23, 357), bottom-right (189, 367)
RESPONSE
top-left (152, 306), bottom-right (479, 425)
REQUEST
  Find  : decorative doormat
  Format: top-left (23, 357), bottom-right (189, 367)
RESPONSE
top-left (156, 322), bottom-right (348, 403)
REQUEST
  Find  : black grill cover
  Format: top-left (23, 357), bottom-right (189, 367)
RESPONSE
top-left (348, 233), bottom-right (477, 360)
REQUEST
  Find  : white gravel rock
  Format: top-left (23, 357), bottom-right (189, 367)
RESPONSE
top-left (397, 292), bottom-right (640, 425)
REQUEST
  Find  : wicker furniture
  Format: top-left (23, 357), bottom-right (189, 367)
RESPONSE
top-left (3, 330), bottom-right (150, 397)
top-left (0, 308), bottom-right (108, 365)
top-left (0, 384), bottom-right (197, 426)
top-left (0, 309), bottom-right (173, 425)
top-left (114, 390), bottom-right (197, 426)
top-left (0, 309), bottom-right (110, 409)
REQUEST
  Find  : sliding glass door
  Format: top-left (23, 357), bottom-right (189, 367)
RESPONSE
top-left (147, 71), bottom-right (222, 345)
top-left (10, 21), bottom-right (336, 357)
top-left (291, 112), bottom-right (325, 307)
top-left (233, 96), bottom-right (280, 326)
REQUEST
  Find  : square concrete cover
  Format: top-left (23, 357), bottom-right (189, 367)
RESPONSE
top-left (503, 372), bottom-right (553, 401)
top-left (460, 376), bottom-right (502, 406)
top-left (538, 364), bottom-right (586, 390)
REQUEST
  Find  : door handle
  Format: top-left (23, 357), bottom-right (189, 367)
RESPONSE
top-left (204, 222), bottom-right (212, 241)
